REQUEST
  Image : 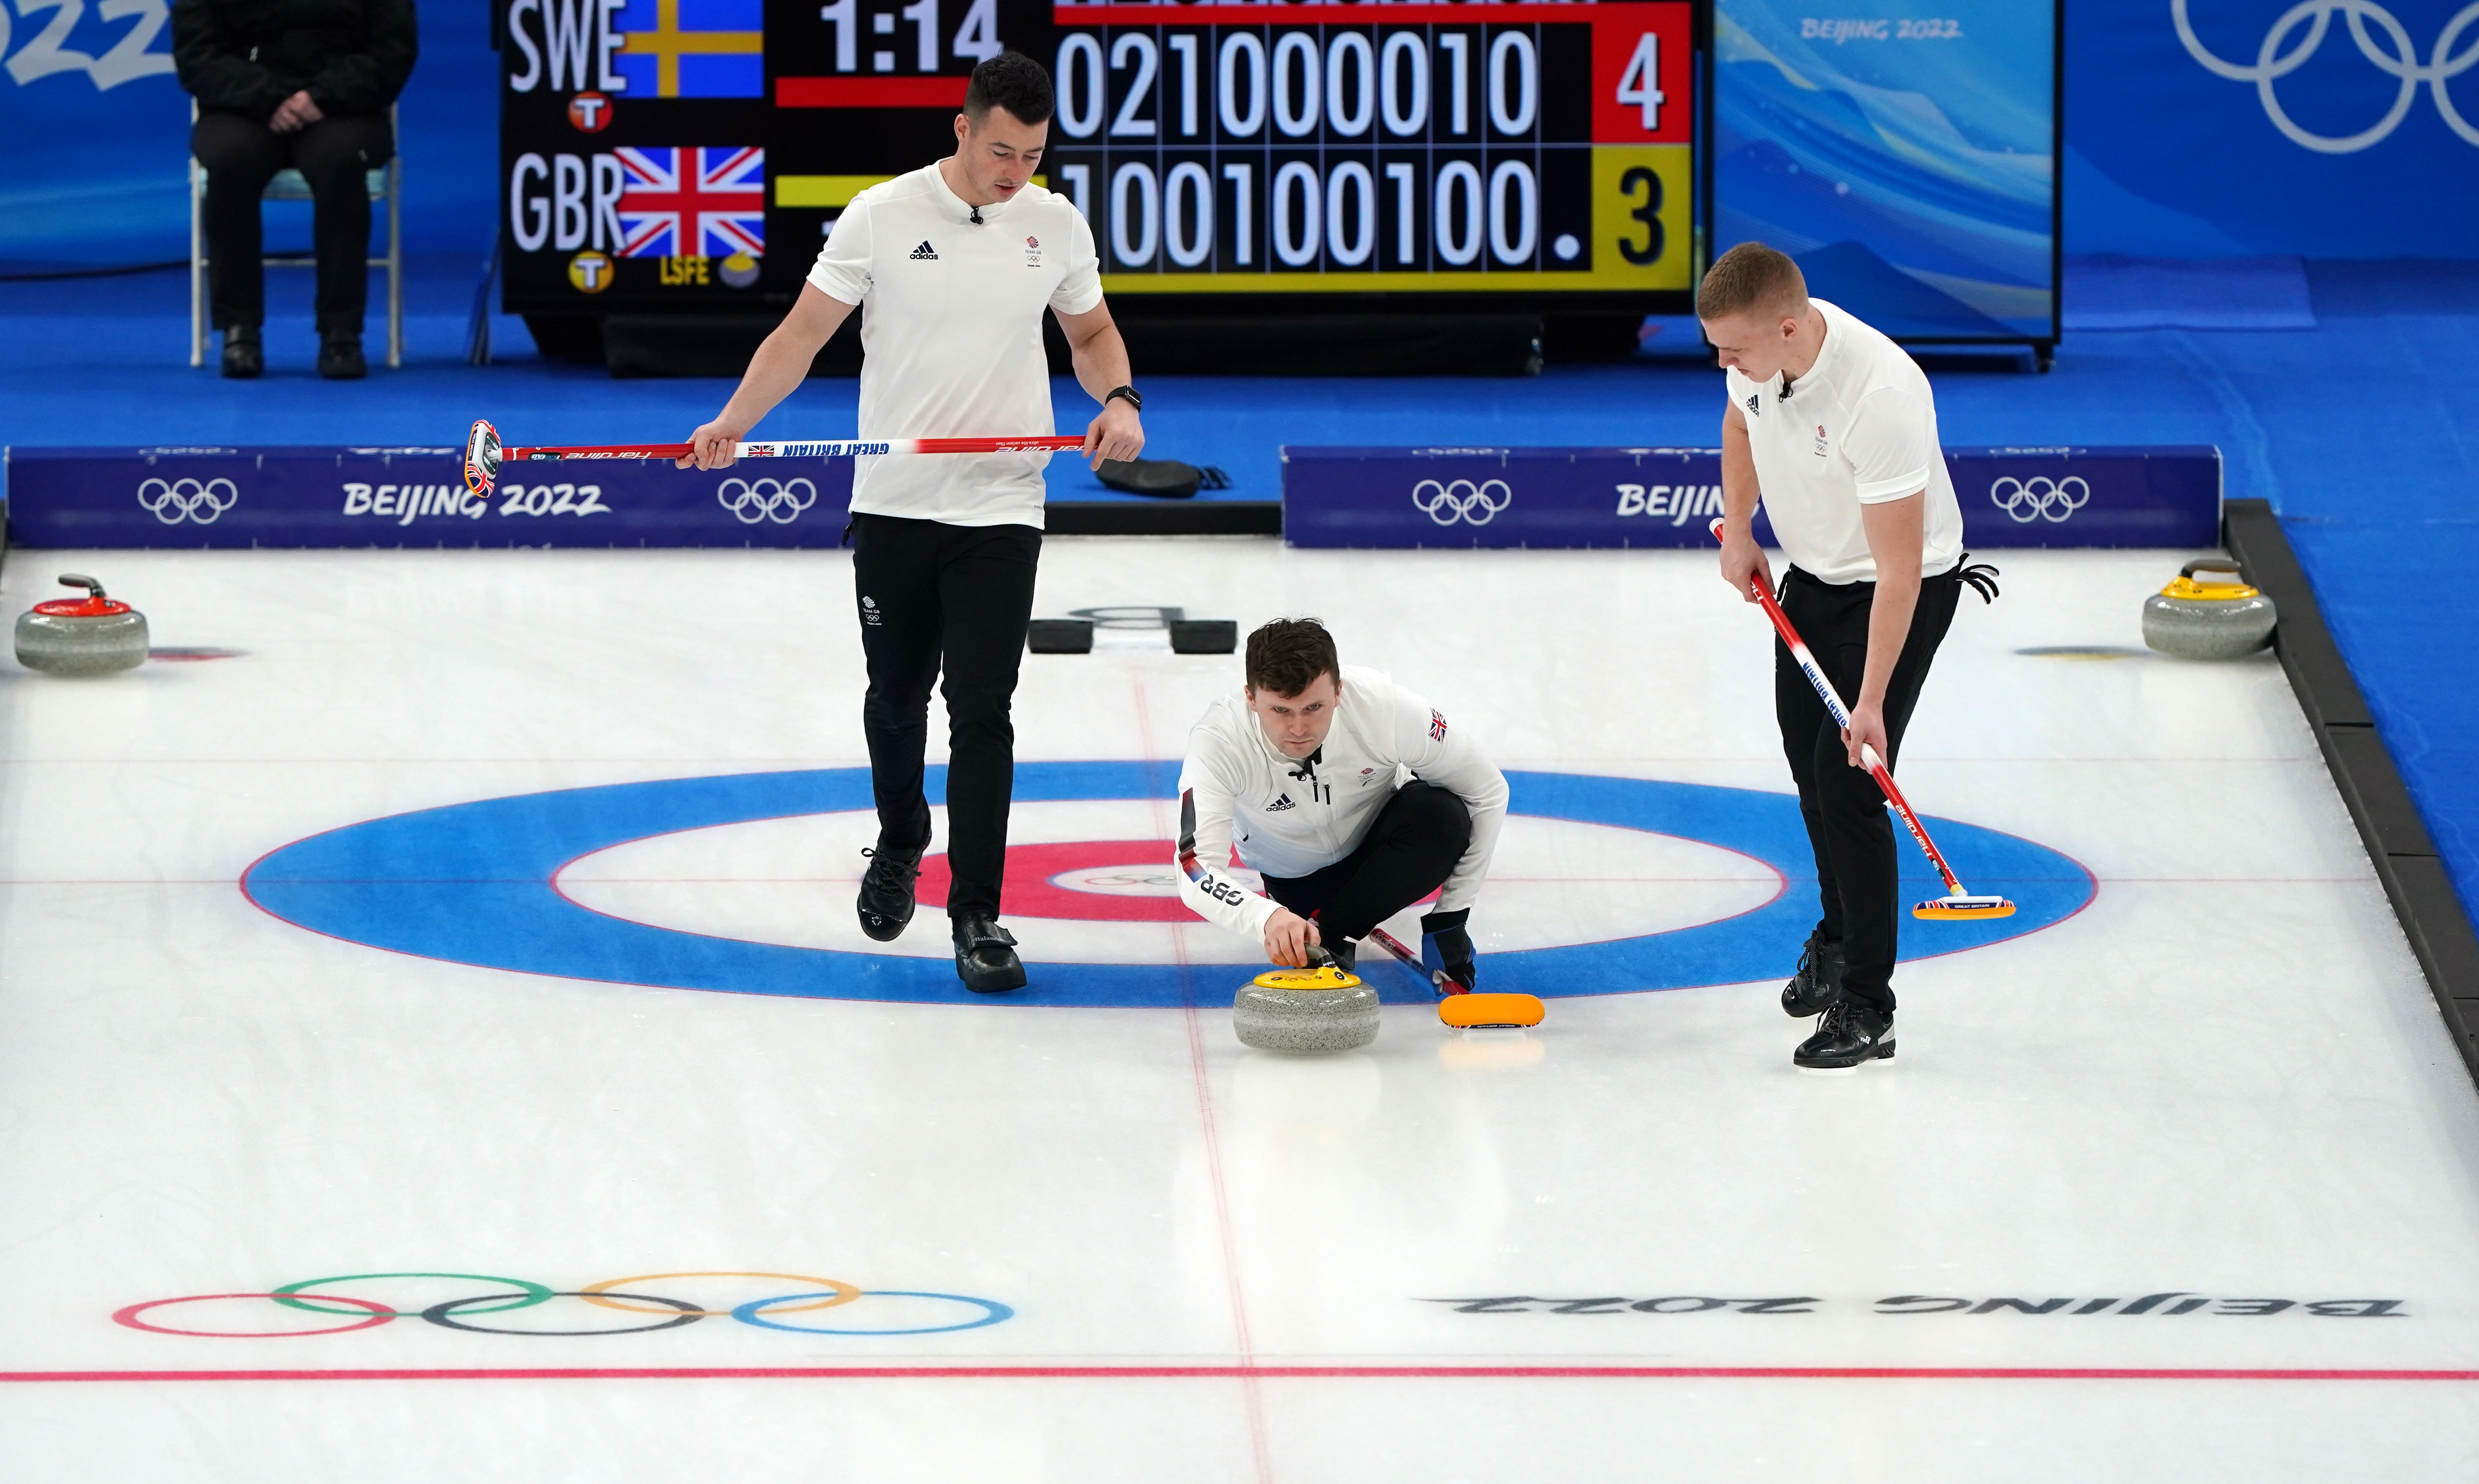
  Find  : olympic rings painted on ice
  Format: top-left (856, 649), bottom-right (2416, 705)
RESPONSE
top-left (136, 475), bottom-right (240, 525)
top-left (716, 475), bottom-right (818, 525)
top-left (731, 1290), bottom-right (1016, 1335)
top-left (1989, 475), bottom-right (2089, 524)
top-left (1412, 477), bottom-right (1514, 526)
top-left (241, 763), bottom-right (2094, 1005)
top-left (116, 1274), bottom-right (1014, 1338)
top-left (424, 1290), bottom-right (705, 1336)
top-left (2174, 0), bottom-right (2479, 152)
top-left (113, 1293), bottom-right (397, 1338)
top-left (275, 1271), bottom-right (552, 1316)
top-left (580, 1270), bottom-right (860, 1316)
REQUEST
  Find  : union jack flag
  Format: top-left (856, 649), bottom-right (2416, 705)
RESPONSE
top-left (1429, 709), bottom-right (1449, 742)
top-left (614, 146), bottom-right (766, 259)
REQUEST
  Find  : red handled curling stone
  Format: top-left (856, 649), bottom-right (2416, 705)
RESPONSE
top-left (16, 573), bottom-right (148, 676)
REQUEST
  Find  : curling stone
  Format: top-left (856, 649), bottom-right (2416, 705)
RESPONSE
top-left (2142, 559), bottom-right (2276, 661)
top-left (15, 573), bottom-right (148, 676)
top-left (1233, 963), bottom-right (1380, 1054)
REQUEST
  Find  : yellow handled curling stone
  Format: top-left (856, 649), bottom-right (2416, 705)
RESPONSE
top-left (2142, 558), bottom-right (2276, 661)
top-left (1233, 962), bottom-right (1381, 1054)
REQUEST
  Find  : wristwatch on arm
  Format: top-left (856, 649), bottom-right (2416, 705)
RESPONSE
top-left (1103, 385), bottom-right (1141, 413)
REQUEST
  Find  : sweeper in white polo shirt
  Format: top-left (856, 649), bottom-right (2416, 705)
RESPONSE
top-left (679, 51), bottom-right (1145, 995)
top-left (1699, 242), bottom-right (1998, 1072)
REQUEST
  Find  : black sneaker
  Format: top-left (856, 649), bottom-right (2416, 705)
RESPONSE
top-left (952, 914), bottom-right (1025, 993)
top-left (1781, 926), bottom-right (1845, 1018)
top-left (220, 326), bottom-right (263, 379)
top-left (318, 331), bottom-right (366, 380)
top-left (855, 842), bottom-right (923, 942)
top-left (1793, 1000), bottom-right (1894, 1073)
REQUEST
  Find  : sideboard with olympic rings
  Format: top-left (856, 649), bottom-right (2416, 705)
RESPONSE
top-left (1282, 444), bottom-right (2220, 549)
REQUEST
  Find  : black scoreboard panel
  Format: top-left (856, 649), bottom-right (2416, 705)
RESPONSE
top-left (500, 0), bottom-right (1699, 317)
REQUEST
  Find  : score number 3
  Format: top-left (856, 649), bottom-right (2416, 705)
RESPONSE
top-left (1617, 166), bottom-right (1662, 266)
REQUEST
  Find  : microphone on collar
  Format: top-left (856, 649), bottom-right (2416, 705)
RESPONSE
top-left (1288, 747), bottom-right (1322, 782)
top-left (969, 205), bottom-right (984, 225)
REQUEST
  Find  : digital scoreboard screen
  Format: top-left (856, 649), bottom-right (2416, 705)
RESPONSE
top-left (499, 0), bottom-right (1702, 318)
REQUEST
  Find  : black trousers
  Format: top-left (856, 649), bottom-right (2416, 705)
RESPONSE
top-left (1775, 564), bottom-right (1965, 1017)
top-left (192, 109), bottom-right (394, 335)
top-left (1262, 780), bottom-right (1471, 943)
top-left (850, 512), bottom-right (1042, 922)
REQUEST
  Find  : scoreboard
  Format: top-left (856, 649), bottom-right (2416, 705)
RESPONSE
top-left (499, 0), bottom-right (1703, 318)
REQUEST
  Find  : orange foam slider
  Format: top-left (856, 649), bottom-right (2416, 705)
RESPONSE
top-left (1439, 992), bottom-right (1545, 1029)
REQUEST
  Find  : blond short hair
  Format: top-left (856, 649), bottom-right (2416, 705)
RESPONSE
top-left (1697, 241), bottom-right (1809, 321)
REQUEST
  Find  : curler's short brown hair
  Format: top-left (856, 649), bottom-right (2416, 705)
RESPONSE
top-left (1245, 618), bottom-right (1339, 697)
top-left (1697, 241), bottom-right (1809, 322)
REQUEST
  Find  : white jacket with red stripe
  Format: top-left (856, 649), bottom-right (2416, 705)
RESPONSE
top-left (1174, 664), bottom-right (1508, 943)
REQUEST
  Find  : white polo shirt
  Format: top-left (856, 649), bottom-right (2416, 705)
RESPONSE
top-left (1726, 298), bottom-right (1964, 584)
top-left (807, 163), bottom-right (1103, 529)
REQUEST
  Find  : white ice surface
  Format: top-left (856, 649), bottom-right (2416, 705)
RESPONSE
top-left (3, 542), bottom-right (2478, 1481)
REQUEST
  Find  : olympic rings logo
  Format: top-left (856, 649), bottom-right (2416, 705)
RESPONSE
top-left (136, 476), bottom-right (240, 525)
top-left (1412, 477), bottom-right (1514, 527)
top-left (114, 1271), bottom-right (1015, 1338)
top-left (1989, 475), bottom-right (2090, 524)
top-left (2175, 0), bottom-right (2479, 152)
top-left (716, 476), bottom-right (819, 525)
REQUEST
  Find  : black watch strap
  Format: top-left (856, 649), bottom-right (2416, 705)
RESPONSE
top-left (1104, 385), bottom-right (1141, 412)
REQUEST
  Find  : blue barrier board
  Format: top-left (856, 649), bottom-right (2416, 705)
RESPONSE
top-left (3, 446), bottom-right (855, 549)
top-left (1281, 446), bottom-right (2222, 550)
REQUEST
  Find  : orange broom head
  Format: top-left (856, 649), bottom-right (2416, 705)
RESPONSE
top-left (1912, 894), bottom-right (2015, 921)
top-left (1252, 965), bottom-right (1363, 991)
top-left (1440, 992), bottom-right (1546, 1029)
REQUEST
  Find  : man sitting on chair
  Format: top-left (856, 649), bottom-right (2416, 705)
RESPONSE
top-left (175, 0), bottom-right (417, 380)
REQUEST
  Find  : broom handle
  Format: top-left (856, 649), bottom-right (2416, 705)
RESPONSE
top-left (1709, 519), bottom-right (1969, 898)
top-left (504, 436), bottom-right (1090, 463)
top-left (1366, 925), bottom-right (1468, 996)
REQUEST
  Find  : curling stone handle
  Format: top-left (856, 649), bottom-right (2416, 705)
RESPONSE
top-left (55, 573), bottom-right (106, 599)
top-left (2181, 558), bottom-right (2243, 581)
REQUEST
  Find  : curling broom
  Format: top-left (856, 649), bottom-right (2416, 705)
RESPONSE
top-left (1365, 925), bottom-right (1546, 1029)
top-left (1708, 518), bottom-right (2014, 922)
top-left (461, 419), bottom-right (1088, 497)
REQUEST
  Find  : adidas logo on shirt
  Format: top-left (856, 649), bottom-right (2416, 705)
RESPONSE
top-left (909, 240), bottom-right (939, 260)
top-left (1266, 793), bottom-right (1296, 811)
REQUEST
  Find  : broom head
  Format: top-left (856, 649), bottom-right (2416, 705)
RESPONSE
top-left (1912, 894), bottom-right (2015, 921)
top-left (1440, 992), bottom-right (1546, 1029)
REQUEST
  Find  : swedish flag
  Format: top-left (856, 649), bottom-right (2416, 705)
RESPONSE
top-left (615, 0), bottom-right (763, 99)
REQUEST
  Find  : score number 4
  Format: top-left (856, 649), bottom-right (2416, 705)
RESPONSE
top-left (1616, 31), bottom-right (1663, 130)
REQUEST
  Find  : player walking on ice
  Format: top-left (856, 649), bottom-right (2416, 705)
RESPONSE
top-left (1175, 619), bottom-right (1508, 989)
top-left (1698, 243), bottom-right (1997, 1071)
top-left (679, 52), bottom-right (1144, 994)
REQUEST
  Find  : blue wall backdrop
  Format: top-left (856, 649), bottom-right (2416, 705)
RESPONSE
top-left (1713, 0), bottom-right (2055, 341)
top-left (2068, 0), bottom-right (2479, 258)
top-left (3, 0), bottom-right (2475, 271)
top-left (0, 0), bottom-right (499, 271)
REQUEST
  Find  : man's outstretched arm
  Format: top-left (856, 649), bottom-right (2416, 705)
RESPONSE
top-left (680, 286), bottom-right (857, 470)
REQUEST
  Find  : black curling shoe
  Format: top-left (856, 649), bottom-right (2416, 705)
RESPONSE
top-left (1782, 926), bottom-right (1846, 1018)
top-left (220, 326), bottom-right (263, 379)
top-left (1793, 1001), bottom-right (1894, 1073)
top-left (318, 331), bottom-right (366, 380)
top-left (952, 915), bottom-right (1026, 993)
top-left (855, 842), bottom-right (923, 942)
